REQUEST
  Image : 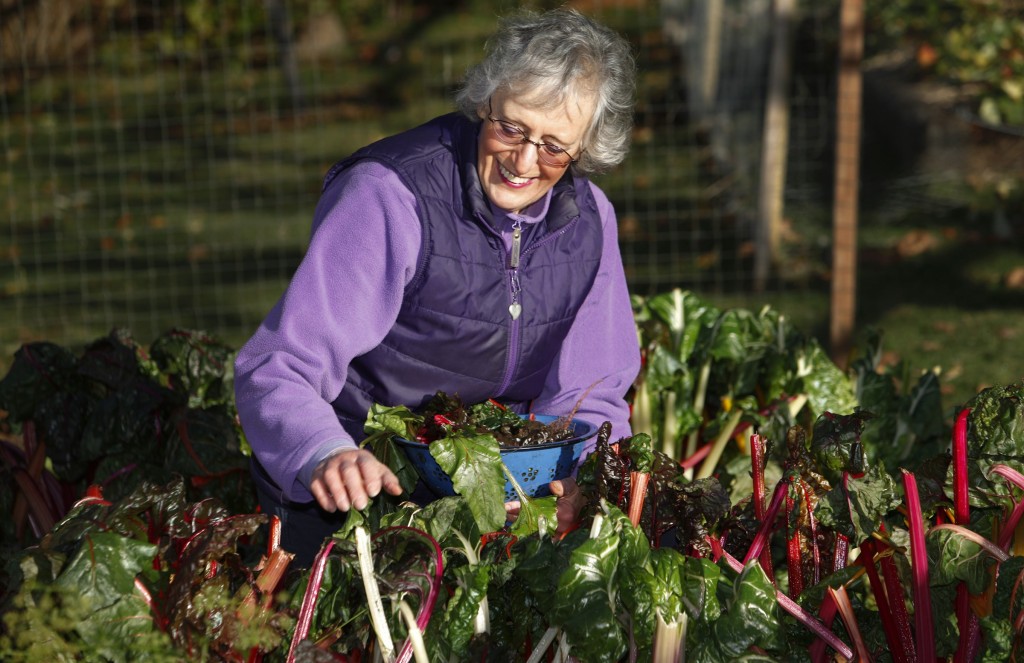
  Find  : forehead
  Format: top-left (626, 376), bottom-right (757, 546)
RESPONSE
top-left (491, 89), bottom-right (595, 143)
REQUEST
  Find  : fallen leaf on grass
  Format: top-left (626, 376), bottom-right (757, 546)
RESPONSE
top-left (896, 229), bottom-right (939, 258)
top-left (1003, 266), bottom-right (1024, 289)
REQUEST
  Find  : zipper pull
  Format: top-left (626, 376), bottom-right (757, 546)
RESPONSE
top-left (509, 270), bottom-right (522, 320)
top-left (509, 221), bottom-right (522, 269)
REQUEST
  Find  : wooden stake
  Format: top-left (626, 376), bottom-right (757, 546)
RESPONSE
top-left (830, 0), bottom-right (865, 368)
top-left (755, 0), bottom-right (795, 292)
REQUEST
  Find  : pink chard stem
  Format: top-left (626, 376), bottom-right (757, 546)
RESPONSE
top-left (952, 408), bottom-right (970, 525)
top-left (951, 408), bottom-right (974, 663)
top-left (743, 476), bottom-right (789, 566)
top-left (989, 464), bottom-right (1024, 552)
top-left (902, 470), bottom-right (936, 662)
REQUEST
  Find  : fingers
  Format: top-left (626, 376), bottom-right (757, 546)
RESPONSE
top-left (309, 449), bottom-right (402, 513)
top-left (549, 477), bottom-right (578, 499)
top-left (550, 477), bottom-right (584, 534)
top-left (505, 500), bottom-right (522, 522)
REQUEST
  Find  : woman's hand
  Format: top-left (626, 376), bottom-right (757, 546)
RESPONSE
top-left (549, 477), bottom-right (585, 534)
top-left (505, 477), bottom-right (585, 534)
top-left (309, 448), bottom-right (403, 512)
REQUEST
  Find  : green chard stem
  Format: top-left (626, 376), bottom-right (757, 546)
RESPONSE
top-left (684, 361), bottom-right (712, 465)
top-left (695, 408), bottom-right (743, 480)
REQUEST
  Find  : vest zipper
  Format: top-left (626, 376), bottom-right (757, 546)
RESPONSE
top-left (508, 220), bottom-right (522, 319)
top-left (497, 219), bottom-right (523, 396)
top-left (495, 215), bottom-right (580, 398)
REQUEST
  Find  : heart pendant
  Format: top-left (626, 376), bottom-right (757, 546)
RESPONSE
top-left (509, 303), bottom-right (522, 320)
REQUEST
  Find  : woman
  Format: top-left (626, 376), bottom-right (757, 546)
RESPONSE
top-left (234, 7), bottom-right (640, 565)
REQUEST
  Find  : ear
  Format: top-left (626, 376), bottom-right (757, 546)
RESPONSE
top-left (476, 104), bottom-right (489, 121)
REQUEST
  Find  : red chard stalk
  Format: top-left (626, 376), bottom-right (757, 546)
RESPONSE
top-left (952, 408), bottom-right (980, 663)
top-left (750, 433), bottom-right (775, 577)
top-left (859, 537), bottom-right (914, 663)
top-left (902, 470), bottom-right (936, 662)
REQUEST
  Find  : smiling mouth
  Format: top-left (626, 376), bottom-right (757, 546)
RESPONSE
top-left (498, 162), bottom-right (532, 187)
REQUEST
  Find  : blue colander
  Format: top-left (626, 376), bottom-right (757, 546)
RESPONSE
top-left (393, 415), bottom-right (598, 502)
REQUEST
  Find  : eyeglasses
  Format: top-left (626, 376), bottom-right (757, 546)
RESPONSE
top-left (487, 98), bottom-right (580, 168)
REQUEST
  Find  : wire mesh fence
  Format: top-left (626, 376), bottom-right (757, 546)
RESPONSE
top-left (5, 0), bottom-right (846, 356)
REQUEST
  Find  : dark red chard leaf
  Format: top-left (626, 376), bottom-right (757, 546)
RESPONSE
top-left (163, 513), bottom-right (268, 651)
top-left (811, 410), bottom-right (872, 482)
top-left (148, 328), bottom-right (236, 409)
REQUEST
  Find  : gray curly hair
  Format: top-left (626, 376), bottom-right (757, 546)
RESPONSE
top-left (455, 8), bottom-right (636, 176)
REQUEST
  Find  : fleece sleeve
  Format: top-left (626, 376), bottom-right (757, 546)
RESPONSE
top-left (233, 161), bottom-right (420, 503)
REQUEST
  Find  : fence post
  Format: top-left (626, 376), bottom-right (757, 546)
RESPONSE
top-left (830, 0), bottom-right (865, 368)
top-left (754, 0), bottom-right (795, 292)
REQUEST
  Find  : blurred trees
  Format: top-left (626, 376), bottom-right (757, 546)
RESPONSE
top-left (865, 0), bottom-right (1023, 127)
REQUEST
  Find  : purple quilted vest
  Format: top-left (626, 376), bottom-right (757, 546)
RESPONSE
top-left (324, 114), bottom-right (603, 439)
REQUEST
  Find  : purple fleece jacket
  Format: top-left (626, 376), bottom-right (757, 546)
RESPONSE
top-left (234, 159), bottom-right (640, 504)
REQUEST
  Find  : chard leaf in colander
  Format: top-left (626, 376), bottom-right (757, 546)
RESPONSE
top-left (429, 432), bottom-right (507, 532)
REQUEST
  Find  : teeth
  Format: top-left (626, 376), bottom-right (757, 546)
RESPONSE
top-left (499, 162), bottom-right (530, 185)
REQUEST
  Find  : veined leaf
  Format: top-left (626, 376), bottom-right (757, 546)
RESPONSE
top-left (430, 432), bottom-right (506, 533)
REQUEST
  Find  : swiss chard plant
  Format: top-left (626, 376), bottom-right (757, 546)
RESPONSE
top-left (2, 305), bottom-right (1024, 661)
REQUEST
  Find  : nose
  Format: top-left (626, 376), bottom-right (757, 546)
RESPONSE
top-left (512, 140), bottom-right (540, 169)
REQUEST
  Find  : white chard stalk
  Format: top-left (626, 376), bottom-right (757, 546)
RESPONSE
top-left (653, 611), bottom-right (687, 663)
top-left (398, 599), bottom-right (429, 663)
top-left (633, 377), bottom-right (653, 437)
top-left (453, 529), bottom-right (490, 635)
top-left (663, 390), bottom-right (679, 459)
top-left (355, 525), bottom-right (396, 663)
top-left (525, 626), bottom-right (560, 663)
top-left (695, 408), bottom-right (744, 480)
top-left (684, 361), bottom-right (712, 479)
